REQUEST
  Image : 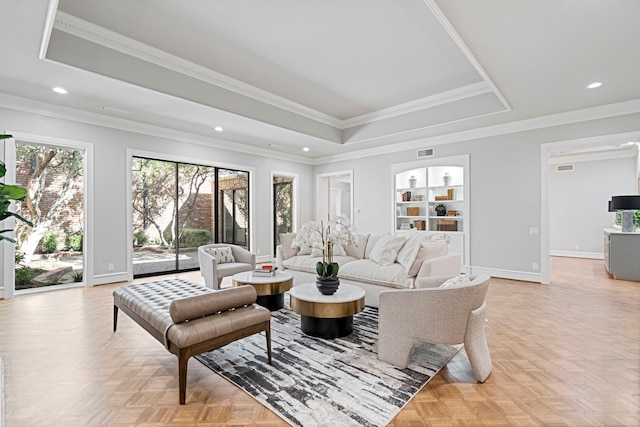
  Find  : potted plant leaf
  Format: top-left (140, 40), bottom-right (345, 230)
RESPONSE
top-left (435, 203), bottom-right (447, 216)
top-left (1, 134), bottom-right (33, 243)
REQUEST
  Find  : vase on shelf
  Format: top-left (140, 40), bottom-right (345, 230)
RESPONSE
top-left (443, 172), bottom-right (452, 186)
top-left (409, 175), bottom-right (417, 188)
top-left (316, 276), bottom-right (340, 295)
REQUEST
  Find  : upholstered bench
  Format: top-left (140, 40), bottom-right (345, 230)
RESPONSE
top-left (113, 278), bottom-right (272, 404)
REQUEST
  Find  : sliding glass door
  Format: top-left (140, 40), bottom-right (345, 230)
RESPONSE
top-left (217, 169), bottom-right (249, 247)
top-left (132, 157), bottom-right (249, 277)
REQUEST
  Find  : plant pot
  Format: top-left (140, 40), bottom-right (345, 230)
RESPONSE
top-left (316, 276), bottom-right (340, 295)
top-left (436, 210), bottom-right (446, 216)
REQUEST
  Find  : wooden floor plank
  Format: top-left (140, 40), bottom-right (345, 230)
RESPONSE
top-left (0, 258), bottom-right (638, 426)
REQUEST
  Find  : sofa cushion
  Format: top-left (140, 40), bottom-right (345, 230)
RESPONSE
top-left (313, 243), bottom-right (346, 257)
top-left (283, 255), bottom-right (357, 275)
top-left (365, 235), bottom-right (381, 259)
top-left (279, 233), bottom-right (299, 260)
top-left (369, 234), bottom-right (406, 266)
top-left (205, 246), bottom-right (235, 264)
top-left (339, 259), bottom-right (412, 289)
top-left (344, 234), bottom-right (369, 259)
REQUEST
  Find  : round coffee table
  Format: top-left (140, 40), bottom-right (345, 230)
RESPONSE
top-left (289, 282), bottom-right (365, 339)
top-left (232, 271), bottom-right (293, 311)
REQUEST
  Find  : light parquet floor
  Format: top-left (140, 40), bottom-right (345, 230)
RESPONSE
top-left (0, 258), bottom-right (638, 426)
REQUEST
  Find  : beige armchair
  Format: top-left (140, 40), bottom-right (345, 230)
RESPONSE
top-left (198, 243), bottom-right (256, 289)
top-left (377, 274), bottom-right (492, 382)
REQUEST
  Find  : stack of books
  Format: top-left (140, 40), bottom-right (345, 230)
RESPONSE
top-left (253, 265), bottom-right (278, 277)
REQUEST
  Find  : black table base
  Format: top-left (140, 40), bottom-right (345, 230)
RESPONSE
top-left (300, 315), bottom-right (353, 339)
top-left (256, 293), bottom-right (285, 311)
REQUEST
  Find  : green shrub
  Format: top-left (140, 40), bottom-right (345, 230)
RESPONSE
top-left (65, 232), bottom-right (83, 252)
top-left (42, 234), bottom-right (58, 254)
top-left (179, 228), bottom-right (211, 247)
top-left (72, 271), bottom-right (83, 282)
top-left (15, 246), bottom-right (25, 264)
top-left (14, 266), bottom-right (37, 288)
top-left (133, 230), bottom-right (149, 247)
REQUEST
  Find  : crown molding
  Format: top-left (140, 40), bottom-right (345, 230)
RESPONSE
top-left (342, 82), bottom-right (495, 128)
top-left (52, 11), bottom-right (342, 128)
top-left (311, 99), bottom-right (640, 165)
top-left (52, 10), bottom-right (505, 132)
top-left (0, 93), bottom-right (314, 165)
top-left (424, 0), bottom-right (511, 112)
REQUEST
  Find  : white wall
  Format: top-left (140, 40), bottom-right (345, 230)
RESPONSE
top-left (2, 105), bottom-right (640, 291)
top-left (317, 113), bottom-right (640, 281)
top-left (549, 155), bottom-right (637, 258)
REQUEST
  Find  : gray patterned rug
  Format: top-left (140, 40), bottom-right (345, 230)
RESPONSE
top-left (195, 301), bottom-right (459, 427)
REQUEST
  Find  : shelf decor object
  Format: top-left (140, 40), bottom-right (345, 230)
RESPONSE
top-left (609, 195), bottom-right (640, 232)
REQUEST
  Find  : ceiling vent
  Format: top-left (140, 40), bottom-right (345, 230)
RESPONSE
top-left (556, 164), bottom-right (574, 172)
top-left (417, 147), bottom-right (434, 158)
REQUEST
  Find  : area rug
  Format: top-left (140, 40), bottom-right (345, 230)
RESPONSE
top-left (195, 302), bottom-right (459, 427)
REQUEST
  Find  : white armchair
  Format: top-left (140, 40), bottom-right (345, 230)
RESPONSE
top-left (198, 243), bottom-right (256, 289)
top-left (377, 274), bottom-right (492, 382)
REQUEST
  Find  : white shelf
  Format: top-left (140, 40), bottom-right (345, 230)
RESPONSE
top-left (428, 199), bottom-right (463, 203)
top-left (429, 216), bottom-right (463, 220)
top-left (398, 215), bottom-right (427, 219)
top-left (429, 184), bottom-right (463, 189)
top-left (397, 186), bottom-right (426, 192)
top-left (397, 201), bottom-right (425, 204)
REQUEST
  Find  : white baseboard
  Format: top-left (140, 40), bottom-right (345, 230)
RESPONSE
top-left (92, 272), bottom-right (129, 285)
top-left (550, 250), bottom-right (604, 259)
top-left (469, 266), bottom-right (542, 283)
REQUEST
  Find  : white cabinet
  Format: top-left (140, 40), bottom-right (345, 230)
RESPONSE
top-left (604, 229), bottom-right (640, 281)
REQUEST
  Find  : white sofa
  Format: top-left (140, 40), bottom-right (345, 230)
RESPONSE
top-left (276, 231), bottom-right (461, 307)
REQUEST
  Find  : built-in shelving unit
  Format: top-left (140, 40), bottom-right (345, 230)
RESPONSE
top-left (392, 155), bottom-right (470, 270)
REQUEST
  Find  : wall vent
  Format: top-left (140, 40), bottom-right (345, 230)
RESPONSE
top-left (556, 164), bottom-right (574, 172)
top-left (417, 147), bottom-right (434, 158)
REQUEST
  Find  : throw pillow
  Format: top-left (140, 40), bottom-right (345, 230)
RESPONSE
top-left (344, 234), bottom-right (369, 259)
top-left (279, 233), bottom-right (299, 259)
top-left (369, 234), bottom-right (406, 266)
top-left (297, 242), bottom-right (312, 255)
top-left (333, 243), bottom-right (347, 256)
top-left (439, 275), bottom-right (472, 289)
top-left (396, 231), bottom-right (426, 272)
top-left (205, 246), bottom-right (236, 264)
top-left (311, 247), bottom-right (323, 257)
top-left (407, 239), bottom-right (448, 276)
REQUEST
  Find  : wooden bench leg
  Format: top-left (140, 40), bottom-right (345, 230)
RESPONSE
top-left (113, 306), bottom-right (119, 332)
top-left (178, 349), bottom-right (190, 405)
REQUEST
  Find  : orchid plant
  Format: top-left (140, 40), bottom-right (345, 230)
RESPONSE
top-left (293, 215), bottom-right (356, 278)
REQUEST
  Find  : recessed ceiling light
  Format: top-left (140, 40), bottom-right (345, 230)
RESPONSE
top-left (586, 82), bottom-right (603, 89)
top-left (52, 86), bottom-right (68, 94)
top-left (214, 126), bottom-right (223, 132)
top-left (302, 147), bottom-right (310, 152)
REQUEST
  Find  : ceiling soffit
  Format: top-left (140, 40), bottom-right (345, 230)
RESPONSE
top-left (45, 2), bottom-right (509, 146)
